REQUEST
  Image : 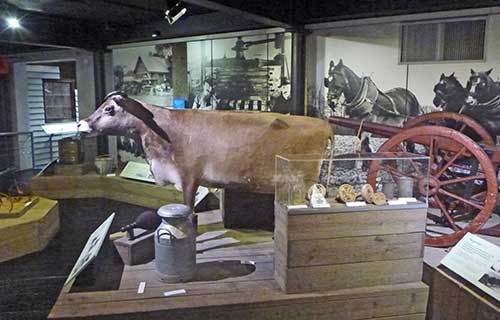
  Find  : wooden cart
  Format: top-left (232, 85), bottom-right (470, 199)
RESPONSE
top-left (330, 111), bottom-right (500, 247)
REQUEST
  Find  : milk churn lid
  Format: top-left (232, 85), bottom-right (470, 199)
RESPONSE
top-left (157, 203), bottom-right (192, 219)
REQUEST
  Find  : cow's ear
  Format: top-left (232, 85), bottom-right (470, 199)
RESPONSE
top-left (440, 73), bottom-right (445, 80)
top-left (486, 68), bottom-right (493, 76)
top-left (112, 96), bottom-right (171, 143)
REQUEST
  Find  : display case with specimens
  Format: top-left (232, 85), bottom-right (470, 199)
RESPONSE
top-left (275, 152), bottom-right (430, 210)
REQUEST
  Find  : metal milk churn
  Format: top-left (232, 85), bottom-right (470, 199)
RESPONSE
top-left (397, 176), bottom-right (414, 198)
top-left (155, 204), bottom-right (196, 283)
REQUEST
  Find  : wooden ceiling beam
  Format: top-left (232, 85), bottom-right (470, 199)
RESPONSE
top-left (182, 0), bottom-right (293, 29)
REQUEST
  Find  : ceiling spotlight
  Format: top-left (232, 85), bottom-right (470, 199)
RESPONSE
top-left (152, 30), bottom-right (161, 38)
top-left (165, 2), bottom-right (186, 25)
top-left (6, 17), bottom-right (21, 29)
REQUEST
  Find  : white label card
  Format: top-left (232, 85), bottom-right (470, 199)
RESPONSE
top-left (388, 199), bottom-right (407, 205)
top-left (164, 289), bottom-right (187, 297)
top-left (345, 201), bottom-right (367, 207)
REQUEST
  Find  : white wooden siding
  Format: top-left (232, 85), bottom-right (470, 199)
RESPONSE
top-left (26, 65), bottom-right (76, 168)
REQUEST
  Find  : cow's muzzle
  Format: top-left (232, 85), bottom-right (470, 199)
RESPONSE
top-left (77, 120), bottom-right (92, 134)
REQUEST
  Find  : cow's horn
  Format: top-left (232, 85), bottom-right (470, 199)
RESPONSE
top-left (111, 95), bottom-right (171, 143)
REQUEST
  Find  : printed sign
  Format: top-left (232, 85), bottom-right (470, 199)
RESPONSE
top-left (64, 213), bottom-right (115, 287)
top-left (441, 233), bottom-right (500, 302)
top-left (120, 161), bottom-right (155, 183)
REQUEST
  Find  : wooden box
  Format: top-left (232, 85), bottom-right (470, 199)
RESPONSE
top-left (274, 202), bottom-right (427, 293)
top-left (113, 229), bottom-right (155, 266)
top-left (424, 265), bottom-right (499, 320)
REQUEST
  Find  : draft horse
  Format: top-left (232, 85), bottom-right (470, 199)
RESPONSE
top-left (464, 68), bottom-right (500, 138)
top-left (324, 59), bottom-right (422, 127)
top-left (433, 72), bottom-right (468, 114)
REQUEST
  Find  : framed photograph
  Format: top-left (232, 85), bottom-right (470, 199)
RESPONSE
top-left (42, 79), bottom-right (76, 123)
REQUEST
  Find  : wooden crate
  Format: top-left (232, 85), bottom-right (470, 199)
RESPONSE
top-left (274, 202), bottom-right (427, 293)
top-left (424, 264), bottom-right (499, 320)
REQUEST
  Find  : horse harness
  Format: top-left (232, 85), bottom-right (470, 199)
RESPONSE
top-left (342, 76), bottom-right (401, 118)
top-left (461, 94), bottom-right (500, 118)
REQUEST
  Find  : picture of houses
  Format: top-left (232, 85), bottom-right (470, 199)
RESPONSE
top-left (113, 45), bottom-right (173, 106)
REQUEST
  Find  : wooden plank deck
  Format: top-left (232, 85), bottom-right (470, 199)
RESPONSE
top-left (49, 209), bottom-right (428, 320)
top-left (31, 174), bottom-right (183, 209)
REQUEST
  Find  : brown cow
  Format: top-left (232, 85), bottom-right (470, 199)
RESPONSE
top-left (78, 92), bottom-right (331, 207)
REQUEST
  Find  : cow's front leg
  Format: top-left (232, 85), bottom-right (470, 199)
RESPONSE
top-left (182, 179), bottom-right (198, 209)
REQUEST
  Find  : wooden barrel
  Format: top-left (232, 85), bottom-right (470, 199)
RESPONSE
top-left (58, 137), bottom-right (83, 164)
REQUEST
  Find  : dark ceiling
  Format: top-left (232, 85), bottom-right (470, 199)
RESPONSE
top-left (1, 0), bottom-right (500, 53)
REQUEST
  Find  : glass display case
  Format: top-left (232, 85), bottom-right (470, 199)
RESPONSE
top-left (275, 152), bottom-right (430, 210)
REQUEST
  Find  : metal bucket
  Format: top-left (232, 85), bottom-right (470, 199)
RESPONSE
top-left (58, 137), bottom-right (83, 164)
top-left (382, 181), bottom-right (395, 200)
top-left (155, 204), bottom-right (196, 283)
top-left (397, 176), bottom-right (414, 198)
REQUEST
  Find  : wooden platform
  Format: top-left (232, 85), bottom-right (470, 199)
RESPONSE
top-left (0, 196), bottom-right (39, 218)
top-left (49, 244), bottom-right (428, 320)
top-left (49, 210), bottom-right (428, 320)
top-left (0, 197), bottom-right (59, 263)
top-left (31, 174), bottom-right (183, 209)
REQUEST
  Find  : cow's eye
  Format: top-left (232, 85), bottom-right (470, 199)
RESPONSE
top-left (104, 105), bottom-right (114, 114)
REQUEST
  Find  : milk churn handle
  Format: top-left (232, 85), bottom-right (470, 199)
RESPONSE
top-left (158, 225), bottom-right (187, 239)
top-left (158, 228), bottom-right (174, 240)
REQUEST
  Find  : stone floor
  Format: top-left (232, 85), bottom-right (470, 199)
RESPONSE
top-left (0, 198), bottom-right (148, 320)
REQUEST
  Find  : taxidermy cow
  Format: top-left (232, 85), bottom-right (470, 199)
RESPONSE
top-left (78, 92), bottom-right (331, 207)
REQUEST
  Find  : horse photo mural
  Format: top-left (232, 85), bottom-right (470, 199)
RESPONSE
top-left (322, 59), bottom-right (500, 141)
top-left (324, 59), bottom-right (423, 127)
top-left (433, 69), bottom-right (500, 140)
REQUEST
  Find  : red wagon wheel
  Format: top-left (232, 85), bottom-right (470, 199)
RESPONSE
top-left (404, 111), bottom-right (495, 146)
top-left (367, 126), bottom-right (498, 247)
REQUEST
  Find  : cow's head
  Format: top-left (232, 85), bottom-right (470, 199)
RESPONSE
top-left (78, 91), bottom-right (171, 143)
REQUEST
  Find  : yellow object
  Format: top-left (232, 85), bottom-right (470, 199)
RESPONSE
top-left (0, 197), bottom-right (59, 263)
top-left (0, 195), bottom-right (39, 218)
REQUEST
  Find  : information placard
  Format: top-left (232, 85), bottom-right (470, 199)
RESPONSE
top-left (119, 161), bottom-right (155, 183)
top-left (64, 213), bottom-right (115, 287)
top-left (441, 233), bottom-right (500, 302)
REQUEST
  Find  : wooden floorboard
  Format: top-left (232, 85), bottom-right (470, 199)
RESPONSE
top-left (49, 281), bottom-right (428, 319)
